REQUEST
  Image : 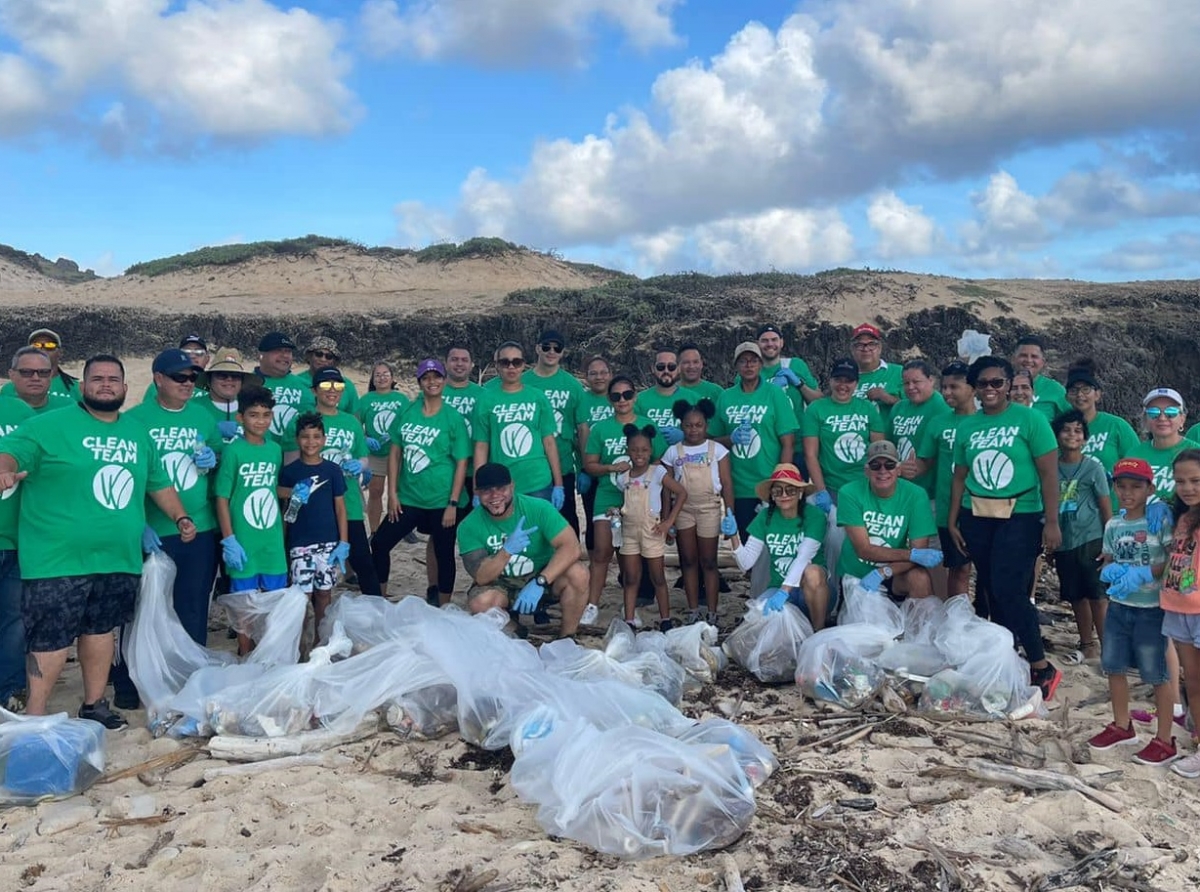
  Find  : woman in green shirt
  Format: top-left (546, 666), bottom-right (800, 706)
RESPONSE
top-left (577, 355), bottom-right (615, 552)
top-left (357, 360), bottom-right (409, 532)
top-left (1128, 388), bottom-right (1199, 503)
top-left (893, 359), bottom-right (949, 496)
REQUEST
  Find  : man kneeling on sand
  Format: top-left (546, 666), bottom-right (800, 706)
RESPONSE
top-left (457, 462), bottom-right (588, 639)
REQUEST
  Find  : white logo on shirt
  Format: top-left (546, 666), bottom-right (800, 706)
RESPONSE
top-left (500, 423), bottom-right (534, 458)
top-left (162, 452), bottom-right (199, 492)
top-left (243, 487), bottom-right (280, 529)
top-left (93, 464), bottom-right (135, 510)
top-left (971, 450), bottom-right (1015, 491)
top-left (834, 433), bottom-right (866, 464)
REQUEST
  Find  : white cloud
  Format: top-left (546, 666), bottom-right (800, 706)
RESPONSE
top-left (1095, 232), bottom-right (1200, 272)
top-left (0, 0), bottom-right (357, 149)
top-left (0, 52), bottom-right (49, 134)
top-left (1041, 169), bottom-right (1200, 228)
top-left (867, 192), bottom-right (936, 258)
top-left (692, 208), bottom-right (854, 272)
top-left (359, 0), bottom-right (680, 66)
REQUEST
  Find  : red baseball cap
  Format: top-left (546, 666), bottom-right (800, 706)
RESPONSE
top-left (852, 323), bottom-right (883, 341)
top-left (1112, 458), bottom-right (1153, 483)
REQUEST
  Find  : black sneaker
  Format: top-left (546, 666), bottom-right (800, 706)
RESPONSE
top-left (403, 531), bottom-right (421, 545)
top-left (79, 698), bottom-right (128, 730)
top-left (1032, 662), bottom-right (1063, 701)
top-left (113, 688), bottom-right (141, 711)
top-left (659, 618), bottom-right (675, 632)
top-left (425, 585), bottom-right (440, 606)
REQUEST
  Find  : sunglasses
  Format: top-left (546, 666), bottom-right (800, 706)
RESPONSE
top-left (30, 340), bottom-right (58, 350)
top-left (867, 460), bottom-right (898, 471)
top-left (1145, 406), bottom-right (1182, 419)
top-left (182, 347), bottom-right (207, 357)
top-left (210, 371), bottom-right (243, 381)
top-left (309, 350), bottom-right (339, 360)
top-left (316, 381), bottom-right (346, 392)
top-left (769, 484), bottom-right (801, 496)
top-left (609, 389), bottom-right (636, 402)
top-left (975, 377), bottom-right (1010, 390)
top-left (168, 372), bottom-right (199, 384)
top-left (14, 368), bottom-right (52, 379)
top-left (539, 342), bottom-right (563, 354)
top-left (655, 362), bottom-right (678, 372)
top-left (496, 357), bottom-right (525, 368)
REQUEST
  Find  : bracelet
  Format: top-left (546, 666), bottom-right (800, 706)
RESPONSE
top-left (175, 515), bottom-right (193, 528)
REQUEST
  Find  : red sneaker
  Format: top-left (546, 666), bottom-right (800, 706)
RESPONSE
top-left (1088, 722), bottom-right (1138, 751)
top-left (1133, 736), bottom-right (1178, 766)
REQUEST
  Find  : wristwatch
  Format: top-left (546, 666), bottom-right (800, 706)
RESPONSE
top-left (878, 565), bottom-right (894, 580)
top-left (535, 574), bottom-right (549, 587)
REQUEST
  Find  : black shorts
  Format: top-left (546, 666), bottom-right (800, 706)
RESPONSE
top-left (938, 527), bottom-right (971, 569)
top-left (1056, 539), bottom-right (1104, 603)
top-left (22, 573), bottom-right (140, 652)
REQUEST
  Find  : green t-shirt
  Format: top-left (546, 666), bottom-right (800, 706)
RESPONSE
top-left (1031, 375), bottom-right (1070, 423)
top-left (746, 503), bottom-right (827, 587)
top-left (357, 391), bottom-right (410, 457)
top-left (953, 403), bottom-right (1057, 514)
top-left (22, 392), bottom-right (76, 415)
top-left (1102, 514), bottom-right (1172, 609)
top-left (0, 399), bottom-right (35, 550)
top-left (125, 399), bottom-right (223, 536)
top-left (762, 356), bottom-right (819, 421)
top-left (522, 368), bottom-right (585, 476)
top-left (444, 381), bottom-right (487, 475)
top-left (456, 493), bottom-right (567, 579)
top-left (1083, 412), bottom-right (1140, 473)
top-left (389, 401), bottom-right (471, 509)
top-left (585, 414), bottom-right (661, 514)
top-left (1057, 457), bottom-right (1110, 551)
top-left (852, 361), bottom-right (903, 420)
top-left (472, 385), bottom-right (558, 495)
top-left (916, 411), bottom-right (974, 526)
top-left (0, 406), bottom-right (171, 579)
top-left (579, 391), bottom-right (615, 428)
top-left (283, 410), bottom-right (370, 521)
top-left (836, 477), bottom-right (937, 579)
top-left (890, 393), bottom-right (950, 496)
top-left (1127, 438), bottom-right (1200, 503)
top-left (682, 380), bottom-right (724, 405)
top-left (258, 371), bottom-right (317, 442)
top-left (712, 383), bottom-right (801, 499)
top-left (801, 396), bottom-right (887, 494)
top-left (213, 437), bottom-right (286, 578)
top-left (0, 373), bottom-right (80, 401)
top-left (635, 387), bottom-right (691, 440)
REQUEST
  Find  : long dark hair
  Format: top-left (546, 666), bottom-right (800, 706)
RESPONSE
top-left (1171, 448), bottom-right (1200, 531)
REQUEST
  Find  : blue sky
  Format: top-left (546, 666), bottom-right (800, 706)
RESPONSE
top-left (2, 0), bottom-right (1199, 280)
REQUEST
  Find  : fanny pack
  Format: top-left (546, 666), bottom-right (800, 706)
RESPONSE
top-left (967, 487), bottom-right (1035, 520)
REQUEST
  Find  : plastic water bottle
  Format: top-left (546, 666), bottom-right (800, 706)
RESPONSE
top-left (193, 435), bottom-right (209, 476)
top-left (284, 475), bottom-right (317, 523)
top-left (610, 513), bottom-right (623, 548)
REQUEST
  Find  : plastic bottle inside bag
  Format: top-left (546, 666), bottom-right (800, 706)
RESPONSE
top-left (609, 510), bottom-right (623, 548)
top-left (193, 435), bottom-right (209, 476)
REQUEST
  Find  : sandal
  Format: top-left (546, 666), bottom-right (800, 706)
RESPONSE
top-left (1063, 639), bottom-right (1098, 665)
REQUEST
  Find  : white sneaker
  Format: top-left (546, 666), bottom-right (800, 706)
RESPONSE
top-left (1171, 750), bottom-right (1200, 778)
top-left (580, 604), bottom-right (599, 626)
top-left (685, 608), bottom-right (703, 624)
top-left (625, 615), bottom-right (643, 629)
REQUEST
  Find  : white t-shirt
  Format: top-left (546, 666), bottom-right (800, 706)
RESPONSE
top-left (661, 440), bottom-right (728, 494)
top-left (615, 465), bottom-right (669, 516)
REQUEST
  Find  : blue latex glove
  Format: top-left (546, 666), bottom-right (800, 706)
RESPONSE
top-left (221, 535), bottom-right (247, 571)
top-left (731, 420), bottom-right (754, 446)
top-left (772, 367), bottom-right (802, 388)
top-left (661, 425), bottom-right (684, 445)
top-left (1108, 565), bottom-right (1155, 601)
top-left (720, 508), bottom-right (738, 537)
top-left (340, 458), bottom-right (364, 476)
top-left (193, 445), bottom-right (217, 470)
top-left (860, 569), bottom-right (884, 592)
top-left (1147, 501), bottom-right (1173, 535)
top-left (1099, 562), bottom-right (1130, 585)
top-left (551, 485), bottom-right (565, 510)
top-left (141, 525), bottom-right (162, 553)
top-left (576, 471), bottom-right (593, 495)
top-left (504, 516), bottom-right (538, 555)
top-left (360, 467), bottom-right (373, 486)
top-left (217, 420), bottom-right (240, 440)
top-left (331, 541), bottom-right (351, 574)
top-left (292, 479), bottom-right (313, 505)
top-left (762, 587), bottom-right (789, 613)
top-left (909, 548), bottom-right (943, 568)
top-left (513, 578), bottom-right (544, 614)
top-left (472, 494), bottom-right (481, 508)
top-left (365, 436), bottom-right (382, 452)
top-left (812, 489), bottom-right (833, 514)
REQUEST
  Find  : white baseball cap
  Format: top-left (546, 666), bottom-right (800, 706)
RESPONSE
top-left (1142, 387), bottom-right (1185, 409)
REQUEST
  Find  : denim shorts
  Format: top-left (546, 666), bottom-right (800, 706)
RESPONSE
top-left (1162, 610), bottom-right (1200, 648)
top-left (22, 573), bottom-right (140, 652)
top-left (1101, 602), bottom-right (1168, 684)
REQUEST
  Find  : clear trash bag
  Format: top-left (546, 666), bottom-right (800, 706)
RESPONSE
top-left (216, 585), bottom-right (308, 665)
top-left (933, 594), bottom-right (1013, 666)
top-left (920, 650), bottom-right (1042, 719)
top-left (957, 329), bottom-right (992, 364)
top-left (509, 713), bottom-right (757, 859)
top-left (877, 641), bottom-right (949, 678)
top-left (722, 597), bottom-right (815, 683)
top-left (539, 620), bottom-right (685, 705)
top-left (901, 596), bottom-right (944, 646)
top-left (656, 622), bottom-right (726, 685)
top-left (672, 718), bottom-right (778, 789)
top-left (795, 625), bottom-right (895, 708)
top-left (124, 551), bottom-right (235, 734)
top-left (164, 664), bottom-right (269, 738)
top-left (839, 584), bottom-right (904, 638)
top-left (386, 684), bottom-right (460, 740)
top-left (0, 709), bottom-right (106, 805)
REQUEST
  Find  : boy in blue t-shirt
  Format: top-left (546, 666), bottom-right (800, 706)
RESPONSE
top-left (278, 413), bottom-right (348, 633)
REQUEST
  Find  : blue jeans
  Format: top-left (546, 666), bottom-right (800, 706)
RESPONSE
top-left (0, 550), bottom-right (24, 699)
top-left (162, 530), bottom-right (219, 647)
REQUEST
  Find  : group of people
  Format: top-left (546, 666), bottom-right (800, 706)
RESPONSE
top-left (0, 322), bottom-right (1197, 782)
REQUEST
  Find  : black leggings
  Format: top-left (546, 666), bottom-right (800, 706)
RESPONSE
top-left (371, 506), bottom-right (458, 594)
top-left (348, 520), bottom-right (382, 597)
top-left (960, 510), bottom-right (1045, 663)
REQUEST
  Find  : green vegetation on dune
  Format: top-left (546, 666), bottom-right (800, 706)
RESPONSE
top-left (0, 243), bottom-right (98, 283)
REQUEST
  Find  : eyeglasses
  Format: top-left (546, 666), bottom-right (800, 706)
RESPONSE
top-left (609, 389), bottom-right (636, 402)
top-left (867, 460), bottom-right (898, 471)
top-left (168, 372), bottom-right (199, 384)
top-left (30, 340), bottom-right (58, 350)
top-left (309, 350), bottom-right (338, 360)
top-left (496, 357), bottom-right (524, 368)
top-left (1067, 385), bottom-right (1095, 395)
top-left (14, 368), bottom-right (52, 379)
top-left (770, 484), bottom-right (801, 497)
top-left (655, 362), bottom-right (678, 372)
top-left (852, 341), bottom-right (880, 349)
top-left (316, 381), bottom-right (346, 392)
top-left (1145, 406), bottom-right (1183, 419)
top-left (182, 348), bottom-right (207, 357)
top-left (975, 377), bottom-right (1010, 390)
top-left (539, 342), bottom-right (563, 354)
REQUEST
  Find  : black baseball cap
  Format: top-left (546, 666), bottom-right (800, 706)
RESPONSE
top-left (1066, 367), bottom-right (1100, 389)
top-left (757, 324), bottom-right (783, 338)
top-left (829, 358), bottom-right (859, 381)
top-left (179, 334), bottom-right (207, 350)
top-left (312, 367), bottom-right (345, 386)
top-left (538, 329), bottom-right (566, 347)
top-left (475, 462), bottom-right (512, 490)
top-left (258, 332), bottom-right (297, 352)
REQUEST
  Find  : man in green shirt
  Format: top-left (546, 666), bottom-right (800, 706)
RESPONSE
top-left (304, 336), bottom-right (359, 414)
top-left (7, 347), bottom-right (75, 415)
top-left (1014, 335), bottom-right (1069, 422)
top-left (0, 328), bottom-right (80, 400)
top-left (254, 331), bottom-right (316, 443)
top-left (142, 334), bottom-right (210, 405)
top-left (850, 323), bottom-right (903, 420)
top-left (523, 329), bottom-right (586, 535)
top-left (196, 347), bottom-right (264, 443)
top-left (0, 354), bottom-right (195, 728)
top-left (678, 343), bottom-right (724, 404)
top-left (634, 346), bottom-right (689, 445)
top-left (757, 323), bottom-right (822, 412)
top-left (458, 462), bottom-right (588, 638)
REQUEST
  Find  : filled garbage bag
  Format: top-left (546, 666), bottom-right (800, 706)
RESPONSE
top-left (216, 586), bottom-right (308, 665)
top-left (795, 624), bottom-right (895, 708)
top-left (839, 585), bottom-right (903, 638)
top-left (722, 597), bottom-right (815, 683)
top-left (672, 718), bottom-right (778, 789)
top-left (957, 329), bottom-right (992, 364)
top-left (386, 684), bottom-right (460, 740)
top-left (920, 651), bottom-right (1042, 719)
top-left (0, 710), bottom-right (105, 805)
top-left (164, 663), bottom-right (270, 738)
top-left (509, 713), bottom-right (757, 859)
top-left (900, 596), bottom-right (944, 646)
top-left (933, 594), bottom-right (1016, 665)
top-left (124, 551), bottom-right (235, 734)
top-left (539, 620), bottom-right (685, 705)
top-left (650, 622), bottom-right (725, 685)
top-left (876, 641), bottom-right (949, 678)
